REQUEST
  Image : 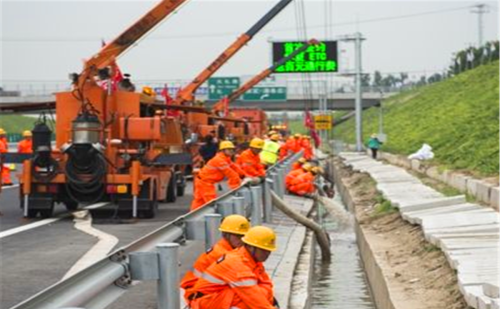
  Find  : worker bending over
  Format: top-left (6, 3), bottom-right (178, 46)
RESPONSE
top-left (236, 138), bottom-right (265, 177)
top-left (189, 226), bottom-right (278, 309)
top-left (288, 166), bottom-right (322, 196)
top-left (181, 215), bottom-right (251, 304)
top-left (18, 130), bottom-right (33, 154)
top-left (191, 141), bottom-right (243, 210)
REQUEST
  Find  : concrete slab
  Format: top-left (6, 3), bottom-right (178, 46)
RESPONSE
top-left (477, 181), bottom-right (493, 205)
top-left (397, 195), bottom-right (467, 213)
top-left (425, 224), bottom-right (500, 235)
top-left (483, 283), bottom-right (500, 298)
top-left (421, 212), bottom-right (500, 230)
top-left (449, 173), bottom-right (470, 192)
top-left (491, 187), bottom-right (500, 212)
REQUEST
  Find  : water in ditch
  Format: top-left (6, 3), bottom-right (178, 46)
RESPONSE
top-left (310, 193), bottom-right (376, 309)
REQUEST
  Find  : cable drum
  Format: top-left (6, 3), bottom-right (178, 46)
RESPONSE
top-left (64, 145), bottom-right (107, 203)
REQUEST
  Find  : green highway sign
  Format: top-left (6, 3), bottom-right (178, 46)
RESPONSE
top-left (242, 87), bottom-right (287, 101)
top-left (272, 41), bottom-right (338, 73)
top-left (208, 77), bottom-right (240, 100)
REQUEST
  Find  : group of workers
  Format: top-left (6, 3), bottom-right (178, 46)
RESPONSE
top-left (285, 158), bottom-right (323, 196)
top-left (0, 129), bottom-right (33, 186)
top-left (191, 129), bottom-right (318, 210)
top-left (181, 214), bottom-right (279, 309)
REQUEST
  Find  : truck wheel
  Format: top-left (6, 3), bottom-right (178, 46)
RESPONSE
top-left (166, 173), bottom-right (177, 203)
top-left (141, 188), bottom-right (158, 219)
top-left (177, 174), bottom-right (186, 197)
top-left (64, 200), bottom-right (79, 211)
top-left (39, 202), bottom-right (55, 219)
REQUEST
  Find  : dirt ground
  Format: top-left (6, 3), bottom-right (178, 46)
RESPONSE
top-left (335, 158), bottom-right (469, 309)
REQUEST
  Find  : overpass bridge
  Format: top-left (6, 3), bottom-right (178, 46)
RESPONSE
top-left (0, 91), bottom-right (395, 113)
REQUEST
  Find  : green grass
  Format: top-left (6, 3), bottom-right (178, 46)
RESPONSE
top-left (332, 61), bottom-right (500, 177)
top-left (1, 115), bottom-right (40, 134)
top-left (372, 193), bottom-right (397, 215)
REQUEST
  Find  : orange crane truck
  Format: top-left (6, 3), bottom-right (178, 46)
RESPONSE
top-left (17, 0), bottom-right (190, 219)
top-left (212, 39), bottom-right (318, 139)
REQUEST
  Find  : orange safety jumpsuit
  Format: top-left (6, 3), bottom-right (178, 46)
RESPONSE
top-left (190, 246), bottom-right (275, 309)
top-left (236, 149), bottom-right (265, 177)
top-left (191, 152), bottom-right (242, 210)
top-left (17, 138), bottom-right (33, 154)
top-left (181, 237), bottom-right (234, 302)
top-left (289, 172), bottom-right (315, 196)
top-left (291, 162), bottom-right (303, 170)
top-left (285, 168), bottom-right (306, 190)
top-left (301, 139), bottom-right (313, 160)
top-left (0, 138), bottom-right (12, 185)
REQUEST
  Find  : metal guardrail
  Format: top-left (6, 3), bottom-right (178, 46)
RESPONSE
top-left (11, 151), bottom-right (303, 309)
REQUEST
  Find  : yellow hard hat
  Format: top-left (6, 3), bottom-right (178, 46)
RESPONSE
top-left (249, 138), bottom-right (264, 149)
top-left (298, 157), bottom-right (307, 164)
top-left (242, 226), bottom-right (276, 251)
top-left (270, 134), bottom-right (280, 141)
top-left (142, 86), bottom-right (155, 96)
top-left (294, 133), bottom-right (301, 138)
top-left (219, 140), bottom-right (235, 150)
top-left (311, 166), bottom-right (323, 175)
top-left (0, 128), bottom-right (6, 135)
top-left (302, 163), bottom-right (312, 171)
top-left (219, 214), bottom-right (251, 236)
top-left (268, 130), bottom-right (277, 136)
top-left (23, 130), bottom-right (32, 137)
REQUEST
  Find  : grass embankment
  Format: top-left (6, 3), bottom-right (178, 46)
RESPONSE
top-left (333, 61), bottom-right (499, 177)
top-left (1, 115), bottom-right (40, 134)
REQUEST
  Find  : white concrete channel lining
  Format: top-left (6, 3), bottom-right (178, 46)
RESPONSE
top-left (339, 152), bottom-right (500, 309)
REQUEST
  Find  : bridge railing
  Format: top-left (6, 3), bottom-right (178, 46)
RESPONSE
top-left (11, 151), bottom-right (303, 309)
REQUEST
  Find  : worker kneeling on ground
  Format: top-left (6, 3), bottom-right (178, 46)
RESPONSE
top-left (189, 226), bottom-right (278, 309)
top-left (191, 141), bottom-right (243, 211)
top-left (285, 162), bottom-right (312, 191)
top-left (181, 215), bottom-right (251, 303)
top-left (288, 166), bottom-right (322, 196)
top-left (18, 130), bottom-right (33, 154)
top-left (236, 138), bottom-right (265, 178)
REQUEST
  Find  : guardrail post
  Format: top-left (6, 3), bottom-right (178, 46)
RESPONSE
top-left (216, 200), bottom-right (234, 218)
top-left (205, 214), bottom-right (221, 250)
top-left (263, 178), bottom-right (273, 223)
top-left (250, 185), bottom-right (263, 225)
top-left (157, 243), bottom-right (180, 309)
top-left (233, 196), bottom-right (246, 216)
top-left (276, 167), bottom-right (285, 198)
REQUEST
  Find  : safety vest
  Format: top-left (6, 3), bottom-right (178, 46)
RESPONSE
top-left (260, 140), bottom-right (280, 165)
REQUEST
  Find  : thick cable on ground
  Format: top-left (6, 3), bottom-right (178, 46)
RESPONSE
top-left (270, 190), bottom-right (331, 263)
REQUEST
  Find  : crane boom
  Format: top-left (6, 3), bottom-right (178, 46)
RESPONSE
top-left (212, 39), bottom-right (318, 112)
top-left (173, 0), bottom-right (293, 104)
top-left (80, 0), bottom-right (188, 78)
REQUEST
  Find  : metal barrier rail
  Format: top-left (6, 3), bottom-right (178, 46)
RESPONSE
top-left (11, 151), bottom-right (303, 309)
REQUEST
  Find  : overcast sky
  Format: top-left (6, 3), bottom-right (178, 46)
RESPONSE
top-left (0, 0), bottom-right (498, 87)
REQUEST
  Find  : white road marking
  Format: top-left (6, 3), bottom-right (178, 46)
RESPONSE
top-left (1, 184), bottom-right (20, 189)
top-left (0, 202), bottom-right (110, 240)
top-left (61, 210), bottom-right (118, 280)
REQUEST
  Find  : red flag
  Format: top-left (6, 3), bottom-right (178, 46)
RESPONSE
top-left (162, 84), bottom-right (180, 117)
top-left (304, 111), bottom-right (320, 147)
top-left (97, 40), bottom-right (123, 91)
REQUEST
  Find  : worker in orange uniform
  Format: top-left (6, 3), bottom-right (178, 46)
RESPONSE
top-left (301, 135), bottom-right (313, 160)
top-left (291, 157), bottom-right (307, 170)
top-left (191, 141), bottom-right (242, 211)
top-left (285, 163), bottom-right (312, 191)
top-left (288, 166), bottom-right (322, 196)
top-left (181, 214), bottom-right (251, 303)
top-left (17, 130), bottom-right (33, 154)
top-left (236, 138), bottom-right (265, 178)
top-left (189, 226), bottom-right (278, 309)
top-left (0, 128), bottom-right (13, 186)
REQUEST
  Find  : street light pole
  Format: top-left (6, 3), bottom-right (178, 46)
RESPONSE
top-left (354, 32), bottom-right (364, 152)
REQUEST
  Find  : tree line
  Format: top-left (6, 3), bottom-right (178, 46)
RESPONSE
top-left (362, 40), bottom-right (499, 90)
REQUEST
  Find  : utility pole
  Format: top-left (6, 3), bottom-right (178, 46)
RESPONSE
top-left (471, 4), bottom-right (489, 47)
top-left (354, 32), bottom-right (364, 152)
